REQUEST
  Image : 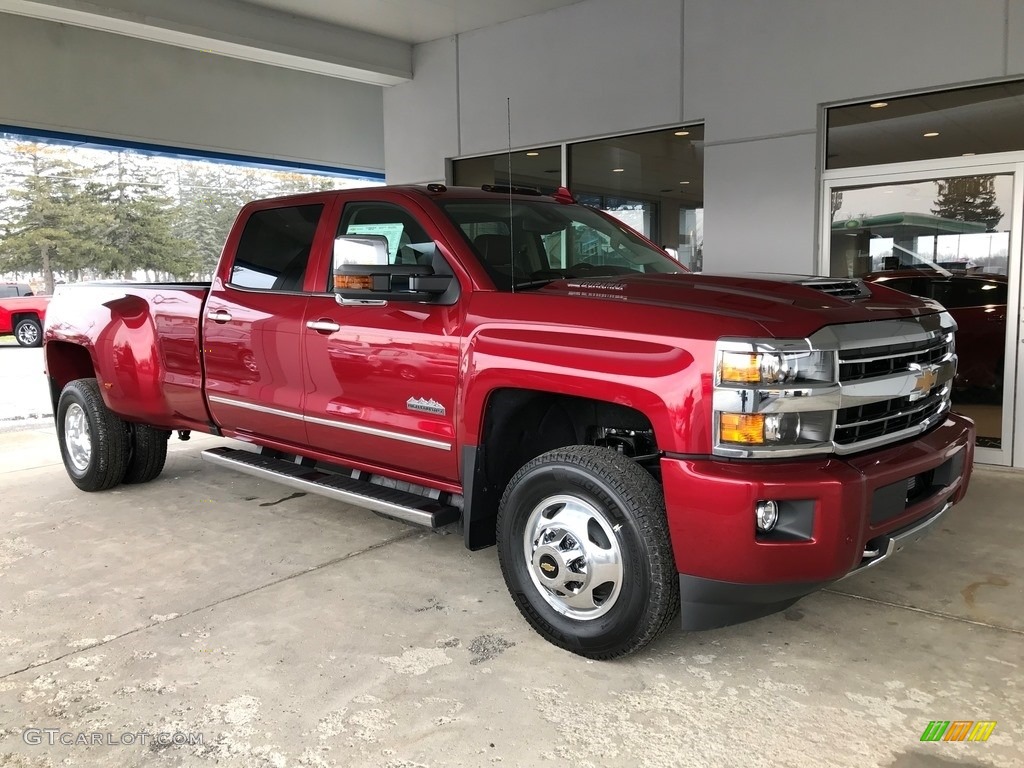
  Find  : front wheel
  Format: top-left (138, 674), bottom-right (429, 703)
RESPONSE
top-left (14, 318), bottom-right (42, 347)
top-left (56, 378), bottom-right (129, 491)
top-left (496, 446), bottom-right (679, 659)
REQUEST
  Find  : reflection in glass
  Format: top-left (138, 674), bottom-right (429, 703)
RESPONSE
top-left (452, 147), bottom-right (562, 195)
top-left (827, 80), bottom-right (1024, 168)
top-left (569, 126), bottom-right (704, 271)
top-left (829, 174), bottom-right (1013, 449)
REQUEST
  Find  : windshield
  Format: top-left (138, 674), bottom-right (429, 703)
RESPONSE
top-left (438, 199), bottom-right (684, 291)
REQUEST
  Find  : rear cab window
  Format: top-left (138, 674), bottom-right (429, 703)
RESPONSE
top-left (229, 204), bottom-right (324, 292)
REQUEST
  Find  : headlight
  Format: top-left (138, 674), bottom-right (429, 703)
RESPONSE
top-left (716, 347), bottom-right (834, 386)
top-left (714, 337), bottom-right (838, 457)
top-left (718, 411), bottom-right (834, 447)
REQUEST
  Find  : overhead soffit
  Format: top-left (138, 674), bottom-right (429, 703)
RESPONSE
top-left (0, 0), bottom-right (584, 85)
top-left (235, 0), bottom-right (588, 45)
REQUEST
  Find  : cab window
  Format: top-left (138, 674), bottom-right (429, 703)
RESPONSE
top-left (230, 204), bottom-right (324, 292)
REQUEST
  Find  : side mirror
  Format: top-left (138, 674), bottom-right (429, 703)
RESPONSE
top-left (333, 235), bottom-right (452, 303)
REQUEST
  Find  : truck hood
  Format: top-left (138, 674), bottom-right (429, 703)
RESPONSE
top-left (536, 272), bottom-right (943, 337)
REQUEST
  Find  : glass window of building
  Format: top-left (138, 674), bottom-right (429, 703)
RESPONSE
top-left (568, 126), bottom-right (704, 271)
top-left (826, 80), bottom-right (1024, 169)
top-left (452, 146), bottom-right (562, 194)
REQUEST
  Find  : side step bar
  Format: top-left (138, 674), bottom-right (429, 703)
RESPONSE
top-left (201, 447), bottom-right (460, 529)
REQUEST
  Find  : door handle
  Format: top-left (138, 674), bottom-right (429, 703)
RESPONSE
top-left (306, 319), bottom-right (341, 333)
top-left (207, 310), bottom-right (232, 323)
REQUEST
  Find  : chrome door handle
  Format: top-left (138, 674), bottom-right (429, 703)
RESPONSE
top-left (306, 320), bottom-right (341, 333)
top-left (207, 310), bottom-right (232, 323)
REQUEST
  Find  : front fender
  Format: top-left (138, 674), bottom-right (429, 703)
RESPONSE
top-left (460, 324), bottom-right (712, 455)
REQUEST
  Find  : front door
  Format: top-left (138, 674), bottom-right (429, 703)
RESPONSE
top-left (301, 199), bottom-right (462, 482)
top-left (822, 159), bottom-right (1024, 467)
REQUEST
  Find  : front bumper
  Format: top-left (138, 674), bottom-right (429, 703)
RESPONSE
top-left (662, 413), bottom-right (975, 630)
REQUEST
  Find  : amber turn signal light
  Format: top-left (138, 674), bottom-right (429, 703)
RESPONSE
top-left (335, 275), bottom-right (373, 290)
top-left (719, 352), bottom-right (761, 384)
top-left (719, 413), bottom-right (765, 444)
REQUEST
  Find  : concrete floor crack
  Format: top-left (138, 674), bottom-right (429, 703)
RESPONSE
top-left (0, 528), bottom-right (422, 680)
top-left (824, 588), bottom-right (1024, 635)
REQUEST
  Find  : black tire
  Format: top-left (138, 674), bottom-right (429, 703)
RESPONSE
top-left (14, 317), bottom-right (42, 347)
top-left (124, 424), bottom-right (170, 484)
top-left (56, 378), bottom-right (130, 492)
top-left (496, 445), bottom-right (679, 659)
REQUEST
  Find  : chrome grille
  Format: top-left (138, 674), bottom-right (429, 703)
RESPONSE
top-left (839, 337), bottom-right (951, 382)
top-left (834, 331), bottom-right (955, 449)
top-left (834, 389), bottom-right (949, 446)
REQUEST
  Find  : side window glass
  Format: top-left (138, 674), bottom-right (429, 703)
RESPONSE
top-left (230, 204), bottom-right (324, 292)
top-left (337, 202), bottom-right (436, 272)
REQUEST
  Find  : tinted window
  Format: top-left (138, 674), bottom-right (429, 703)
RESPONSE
top-left (230, 204), bottom-right (323, 292)
top-left (0, 286), bottom-right (16, 298)
top-left (439, 199), bottom-right (681, 291)
top-left (337, 202), bottom-right (434, 267)
top-left (946, 278), bottom-right (1007, 308)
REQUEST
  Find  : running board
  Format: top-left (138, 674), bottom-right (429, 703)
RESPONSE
top-left (201, 447), bottom-right (460, 529)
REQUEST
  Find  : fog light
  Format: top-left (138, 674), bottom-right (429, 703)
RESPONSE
top-left (755, 500), bottom-right (779, 532)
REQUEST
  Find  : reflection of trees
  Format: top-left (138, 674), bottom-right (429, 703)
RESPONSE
top-left (830, 191), bottom-right (843, 222)
top-left (932, 176), bottom-right (1003, 231)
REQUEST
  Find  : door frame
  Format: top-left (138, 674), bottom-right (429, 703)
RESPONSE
top-left (819, 153), bottom-right (1024, 468)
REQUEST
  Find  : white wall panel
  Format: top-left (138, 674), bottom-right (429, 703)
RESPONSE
top-left (702, 133), bottom-right (818, 275)
top-left (1009, 0), bottom-right (1024, 76)
top-left (456, 0), bottom-right (683, 155)
top-left (684, 0), bottom-right (1008, 144)
top-left (0, 14), bottom-right (385, 173)
top-left (383, 37), bottom-right (459, 184)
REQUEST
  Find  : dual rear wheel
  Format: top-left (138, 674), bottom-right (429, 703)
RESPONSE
top-left (57, 378), bottom-right (169, 492)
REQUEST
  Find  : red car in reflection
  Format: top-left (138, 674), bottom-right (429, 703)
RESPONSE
top-left (865, 271), bottom-right (1006, 393)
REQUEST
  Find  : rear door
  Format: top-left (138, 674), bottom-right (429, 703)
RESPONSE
top-left (204, 196), bottom-right (338, 447)
top-left (301, 195), bottom-right (464, 482)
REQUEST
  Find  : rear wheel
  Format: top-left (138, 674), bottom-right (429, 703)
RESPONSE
top-left (14, 318), bottom-right (42, 347)
top-left (124, 424), bottom-right (170, 484)
top-left (56, 378), bottom-right (129, 491)
top-left (496, 445), bottom-right (679, 659)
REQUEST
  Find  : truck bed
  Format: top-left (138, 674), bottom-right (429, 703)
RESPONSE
top-left (44, 282), bottom-right (213, 432)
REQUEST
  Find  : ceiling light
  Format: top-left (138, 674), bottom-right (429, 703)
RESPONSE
top-left (923, 131), bottom-right (939, 138)
top-left (869, 102), bottom-right (888, 109)
top-left (962, 152), bottom-right (976, 156)
top-left (679, 181), bottom-right (690, 185)
top-left (526, 151), bottom-right (540, 157)
top-left (674, 130), bottom-right (690, 137)
top-left (612, 168), bottom-right (625, 173)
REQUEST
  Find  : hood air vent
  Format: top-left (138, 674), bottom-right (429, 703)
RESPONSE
top-left (797, 278), bottom-right (871, 300)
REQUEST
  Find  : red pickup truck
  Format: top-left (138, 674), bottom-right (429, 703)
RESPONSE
top-left (42, 185), bottom-right (975, 658)
top-left (0, 289), bottom-right (49, 347)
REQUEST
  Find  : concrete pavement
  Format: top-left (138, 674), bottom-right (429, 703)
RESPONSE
top-left (0, 420), bottom-right (1021, 767)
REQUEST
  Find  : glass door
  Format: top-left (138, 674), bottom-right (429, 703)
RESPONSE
top-left (821, 159), bottom-right (1024, 467)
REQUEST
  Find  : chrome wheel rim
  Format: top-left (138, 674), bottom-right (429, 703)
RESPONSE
top-left (16, 323), bottom-right (38, 345)
top-left (64, 403), bottom-right (92, 473)
top-left (523, 494), bottom-right (624, 620)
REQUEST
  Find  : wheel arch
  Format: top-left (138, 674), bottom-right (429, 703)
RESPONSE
top-left (462, 387), bottom-right (658, 550)
top-left (45, 342), bottom-right (97, 413)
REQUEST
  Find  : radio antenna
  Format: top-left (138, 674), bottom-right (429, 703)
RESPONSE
top-left (507, 97), bottom-right (515, 294)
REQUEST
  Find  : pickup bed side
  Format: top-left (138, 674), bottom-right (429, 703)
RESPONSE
top-left (44, 284), bottom-right (212, 432)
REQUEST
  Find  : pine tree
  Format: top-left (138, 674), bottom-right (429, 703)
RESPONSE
top-left (932, 176), bottom-right (1003, 231)
top-left (88, 151), bottom-right (197, 280)
top-left (0, 144), bottom-right (117, 293)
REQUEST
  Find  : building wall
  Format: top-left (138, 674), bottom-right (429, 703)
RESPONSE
top-left (383, 0), bottom-right (1022, 274)
top-left (0, 14), bottom-right (385, 174)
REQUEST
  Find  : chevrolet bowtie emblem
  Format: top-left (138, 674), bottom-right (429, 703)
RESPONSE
top-left (910, 365), bottom-right (938, 398)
